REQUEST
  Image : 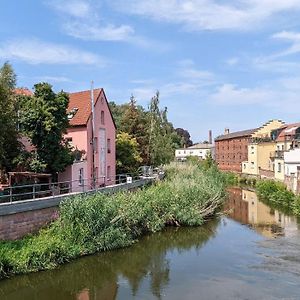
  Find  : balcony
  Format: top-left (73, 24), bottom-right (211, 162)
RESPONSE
top-left (270, 150), bottom-right (284, 159)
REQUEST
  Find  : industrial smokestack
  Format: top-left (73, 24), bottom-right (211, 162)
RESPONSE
top-left (209, 130), bottom-right (212, 144)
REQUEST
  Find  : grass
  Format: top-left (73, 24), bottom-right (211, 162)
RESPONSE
top-left (0, 162), bottom-right (228, 280)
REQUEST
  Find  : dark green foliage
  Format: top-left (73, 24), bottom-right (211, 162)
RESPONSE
top-left (0, 163), bottom-right (227, 279)
top-left (256, 180), bottom-right (294, 208)
top-left (110, 92), bottom-right (184, 169)
top-left (175, 128), bottom-right (193, 147)
top-left (19, 83), bottom-right (73, 175)
top-left (0, 62), bottom-right (21, 176)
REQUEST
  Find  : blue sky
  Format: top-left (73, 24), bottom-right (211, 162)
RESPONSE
top-left (1, 0), bottom-right (300, 142)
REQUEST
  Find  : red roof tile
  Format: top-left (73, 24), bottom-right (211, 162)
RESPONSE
top-left (68, 88), bottom-right (116, 129)
top-left (276, 122), bottom-right (300, 142)
top-left (14, 88), bottom-right (33, 96)
top-left (68, 89), bottom-right (102, 126)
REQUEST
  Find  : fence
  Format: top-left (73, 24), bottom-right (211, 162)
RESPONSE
top-left (0, 173), bottom-right (146, 205)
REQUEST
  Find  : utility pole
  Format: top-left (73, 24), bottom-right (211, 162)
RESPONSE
top-left (90, 81), bottom-right (96, 189)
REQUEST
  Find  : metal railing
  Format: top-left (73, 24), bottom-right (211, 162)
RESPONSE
top-left (0, 174), bottom-right (143, 205)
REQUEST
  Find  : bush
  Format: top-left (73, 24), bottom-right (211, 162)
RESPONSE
top-left (256, 179), bottom-right (295, 208)
top-left (0, 162), bottom-right (227, 279)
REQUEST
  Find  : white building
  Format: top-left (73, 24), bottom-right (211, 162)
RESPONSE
top-left (175, 143), bottom-right (214, 161)
top-left (284, 148), bottom-right (300, 177)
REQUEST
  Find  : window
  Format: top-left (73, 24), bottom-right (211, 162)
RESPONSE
top-left (107, 166), bottom-right (111, 181)
top-left (101, 110), bottom-right (105, 125)
top-left (94, 137), bottom-right (98, 153)
top-left (278, 162), bottom-right (282, 173)
top-left (66, 137), bottom-right (73, 148)
top-left (107, 138), bottom-right (111, 153)
top-left (79, 168), bottom-right (84, 185)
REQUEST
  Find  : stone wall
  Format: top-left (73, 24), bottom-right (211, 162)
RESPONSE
top-left (0, 207), bottom-right (58, 240)
top-left (0, 178), bottom-right (153, 241)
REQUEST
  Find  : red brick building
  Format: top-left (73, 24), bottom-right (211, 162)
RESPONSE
top-left (215, 128), bottom-right (257, 172)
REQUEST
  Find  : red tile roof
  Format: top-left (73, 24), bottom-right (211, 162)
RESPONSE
top-left (68, 88), bottom-right (116, 129)
top-left (276, 122), bottom-right (300, 142)
top-left (68, 89), bottom-right (102, 126)
top-left (14, 88), bottom-right (33, 96)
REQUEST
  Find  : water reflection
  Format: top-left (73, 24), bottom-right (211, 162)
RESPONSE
top-left (225, 188), bottom-right (299, 238)
top-left (0, 220), bottom-right (219, 300)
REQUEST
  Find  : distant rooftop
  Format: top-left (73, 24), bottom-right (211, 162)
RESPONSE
top-left (178, 143), bottom-right (214, 150)
top-left (215, 128), bottom-right (258, 141)
top-left (14, 88), bottom-right (33, 96)
top-left (276, 122), bottom-right (300, 142)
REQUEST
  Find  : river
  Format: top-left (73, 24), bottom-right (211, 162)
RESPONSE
top-left (1, 187), bottom-right (300, 300)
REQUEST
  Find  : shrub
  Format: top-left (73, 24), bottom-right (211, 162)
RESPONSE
top-left (0, 162), bottom-right (227, 280)
top-left (256, 179), bottom-right (295, 208)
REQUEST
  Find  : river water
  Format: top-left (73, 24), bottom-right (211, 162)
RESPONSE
top-left (1, 187), bottom-right (300, 300)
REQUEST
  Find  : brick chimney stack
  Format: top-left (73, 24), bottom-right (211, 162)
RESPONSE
top-left (225, 128), bottom-right (230, 135)
top-left (209, 130), bottom-right (212, 144)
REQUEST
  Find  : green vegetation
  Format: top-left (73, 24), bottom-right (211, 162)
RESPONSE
top-left (18, 83), bottom-right (73, 175)
top-left (0, 162), bottom-right (227, 279)
top-left (0, 62), bottom-right (21, 178)
top-left (116, 132), bottom-right (142, 174)
top-left (110, 93), bottom-right (191, 172)
top-left (256, 179), bottom-right (298, 214)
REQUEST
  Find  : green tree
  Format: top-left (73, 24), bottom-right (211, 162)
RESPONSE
top-left (20, 83), bottom-right (73, 176)
top-left (147, 92), bottom-right (175, 166)
top-left (0, 62), bottom-right (21, 178)
top-left (116, 132), bottom-right (142, 174)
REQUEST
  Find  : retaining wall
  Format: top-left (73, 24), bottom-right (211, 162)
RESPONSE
top-left (0, 178), bottom-right (153, 241)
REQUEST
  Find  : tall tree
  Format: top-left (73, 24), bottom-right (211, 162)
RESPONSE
top-left (175, 128), bottom-right (193, 147)
top-left (0, 62), bottom-right (21, 178)
top-left (20, 83), bottom-right (73, 176)
top-left (147, 92), bottom-right (175, 166)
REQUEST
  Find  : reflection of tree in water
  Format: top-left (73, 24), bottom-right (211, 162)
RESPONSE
top-left (0, 219), bottom-right (219, 300)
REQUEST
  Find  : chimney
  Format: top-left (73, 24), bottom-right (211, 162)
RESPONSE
top-left (209, 130), bottom-right (212, 144)
top-left (224, 128), bottom-right (230, 135)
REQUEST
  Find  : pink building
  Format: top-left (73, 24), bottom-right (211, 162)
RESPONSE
top-left (58, 88), bottom-right (116, 191)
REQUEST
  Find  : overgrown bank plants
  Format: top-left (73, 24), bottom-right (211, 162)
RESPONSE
top-left (0, 162), bottom-right (227, 279)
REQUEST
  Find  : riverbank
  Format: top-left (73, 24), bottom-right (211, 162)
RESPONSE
top-left (0, 162), bottom-right (228, 280)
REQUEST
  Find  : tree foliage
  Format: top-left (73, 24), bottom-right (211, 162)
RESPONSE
top-left (19, 83), bottom-right (73, 175)
top-left (0, 62), bottom-right (21, 178)
top-left (110, 91), bottom-right (183, 169)
top-left (175, 128), bottom-right (193, 147)
top-left (116, 132), bottom-right (142, 174)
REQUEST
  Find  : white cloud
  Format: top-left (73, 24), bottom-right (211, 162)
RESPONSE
top-left (209, 78), bottom-right (300, 114)
top-left (272, 31), bottom-right (300, 57)
top-left (0, 39), bottom-right (105, 65)
top-left (113, 0), bottom-right (300, 31)
top-left (210, 84), bottom-right (274, 106)
top-left (64, 22), bottom-right (135, 41)
top-left (37, 76), bottom-right (72, 83)
top-left (47, 0), bottom-right (93, 18)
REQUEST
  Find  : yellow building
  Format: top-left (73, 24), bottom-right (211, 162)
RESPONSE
top-left (242, 120), bottom-right (285, 177)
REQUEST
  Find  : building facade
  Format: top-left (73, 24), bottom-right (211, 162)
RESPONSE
top-left (175, 143), bottom-right (214, 161)
top-left (242, 120), bottom-right (285, 177)
top-left (58, 88), bottom-right (116, 190)
top-left (215, 129), bottom-right (257, 172)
